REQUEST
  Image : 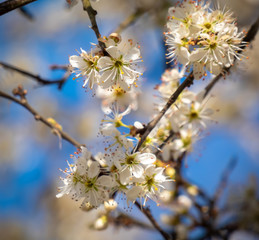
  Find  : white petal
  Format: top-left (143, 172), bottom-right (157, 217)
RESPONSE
top-left (106, 46), bottom-right (121, 59)
top-left (120, 167), bottom-right (131, 185)
top-left (132, 165), bottom-right (144, 178)
top-left (126, 186), bottom-right (143, 203)
top-left (123, 46), bottom-right (140, 62)
top-left (97, 56), bottom-right (113, 69)
top-left (88, 161), bottom-right (100, 179)
top-left (136, 153), bottom-right (156, 164)
top-left (177, 47), bottom-right (190, 65)
top-left (97, 175), bottom-right (112, 187)
top-left (69, 55), bottom-right (86, 69)
top-left (134, 121), bottom-right (144, 129)
top-left (190, 49), bottom-right (206, 62)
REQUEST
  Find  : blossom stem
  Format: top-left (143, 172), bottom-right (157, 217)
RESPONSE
top-left (135, 72), bottom-right (194, 152)
top-left (0, 89), bottom-right (83, 148)
top-left (114, 8), bottom-right (146, 34)
top-left (0, 61), bottom-right (69, 89)
top-left (135, 201), bottom-right (173, 240)
top-left (81, 0), bottom-right (106, 53)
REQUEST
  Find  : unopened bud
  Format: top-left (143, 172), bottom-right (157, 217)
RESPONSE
top-left (109, 33), bottom-right (121, 44)
top-left (165, 167), bottom-right (175, 178)
top-left (187, 185), bottom-right (198, 196)
top-left (94, 215), bottom-right (108, 230)
top-left (161, 214), bottom-right (180, 226)
top-left (160, 190), bottom-right (174, 203)
top-left (81, 202), bottom-right (94, 212)
top-left (104, 199), bottom-right (118, 212)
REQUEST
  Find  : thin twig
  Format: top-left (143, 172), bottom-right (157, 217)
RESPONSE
top-left (0, 0), bottom-right (37, 16)
top-left (154, 130), bottom-right (175, 156)
top-left (114, 8), bottom-right (146, 34)
top-left (135, 201), bottom-right (172, 240)
top-left (213, 158), bottom-right (237, 204)
top-left (0, 89), bottom-right (82, 148)
top-left (109, 212), bottom-right (155, 230)
top-left (81, 0), bottom-right (106, 52)
top-left (136, 72), bottom-right (194, 152)
top-left (50, 64), bottom-right (69, 71)
top-left (0, 61), bottom-right (70, 90)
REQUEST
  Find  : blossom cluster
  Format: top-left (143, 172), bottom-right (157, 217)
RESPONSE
top-left (135, 67), bottom-right (213, 162)
top-left (57, 1), bottom-right (244, 211)
top-left (57, 146), bottom-right (168, 208)
top-left (165, 0), bottom-right (245, 79)
top-left (69, 35), bottom-right (142, 91)
top-left (58, 34), bottom-right (169, 208)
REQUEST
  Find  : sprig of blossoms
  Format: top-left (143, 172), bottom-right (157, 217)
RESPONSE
top-left (137, 67), bottom-right (213, 162)
top-left (57, 147), bottom-right (112, 207)
top-left (69, 34), bottom-right (143, 92)
top-left (165, 0), bottom-right (246, 79)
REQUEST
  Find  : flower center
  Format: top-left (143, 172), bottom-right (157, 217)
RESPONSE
top-left (114, 59), bottom-right (125, 75)
top-left (145, 175), bottom-right (157, 191)
top-left (182, 136), bottom-right (192, 148)
top-left (85, 179), bottom-right (96, 189)
top-left (189, 108), bottom-right (199, 120)
top-left (126, 155), bottom-right (136, 165)
top-left (114, 87), bottom-right (125, 97)
top-left (209, 41), bottom-right (217, 50)
top-left (204, 23), bottom-right (212, 29)
top-left (83, 59), bottom-right (94, 68)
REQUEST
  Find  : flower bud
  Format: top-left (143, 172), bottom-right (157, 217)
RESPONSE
top-left (161, 214), bottom-right (180, 226)
top-left (160, 190), bottom-right (174, 203)
top-left (187, 185), bottom-right (198, 196)
top-left (108, 33), bottom-right (121, 44)
top-left (165, 167), bottom-right (175, 178)
top-left (93, 215), bottom-right (108, 230)
top-left (104, 199), bottom-right (118, 212)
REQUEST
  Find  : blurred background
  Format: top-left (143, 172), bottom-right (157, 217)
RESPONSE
top-left (0, 0), bottom-right (259, 239)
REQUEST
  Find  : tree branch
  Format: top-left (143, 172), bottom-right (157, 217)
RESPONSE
top-left (135, 201), bottom-right (172, 240)
top-left (135, 72), bottom-right (194, 152)
top-left (0, 61), bottom-right (70, 90)
top-left (0, 0), bottom-right (37, 16)
top-left (213, 158), bottom-right (237, 204)
top-left (81, 0), bottom-right (106, 52)
top-left (0, 87), bottom-right (82, 148)
top-left (114, 8), bottom-right (146, 34)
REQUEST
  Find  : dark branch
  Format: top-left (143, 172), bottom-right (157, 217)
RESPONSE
top-left (114, 8), bottom-right (146, 34)
top-left (154, 130), bottom-right (175, 156)
top-left (81, 0), bottom-right (106, 52)
top-left (0, 87), bottom-right (82, 148)
top-left (0, 0), bottom-right (37, 16)
top-left (213, 158), bottom-right (237, 204)
top-left (135, 201), bottom-right (172, 240)
top-left (135, 72), bottom-right (194, 152)
top-left (109, 212), bottom-right (155, 230)
top-left (0, 61), bottom-right (70, 90)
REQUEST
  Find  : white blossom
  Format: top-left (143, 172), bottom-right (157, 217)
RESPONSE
top-left (114, 152), bottom-right (156, 185)
top-left (165, 1), bottom-right (245, 79)
top-left (69, 48), bottom-right (99, 89)
top-left (97, 41), bottom-right (142, 90)
top-left (96, 85), bottom-right (139, 112)
top-left (57, 147), bottom-right (112, 208)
